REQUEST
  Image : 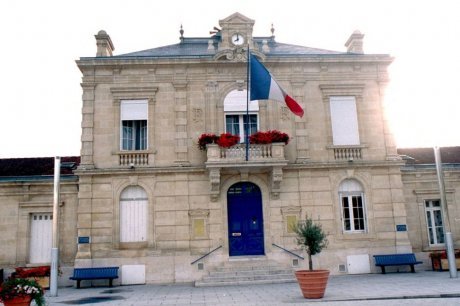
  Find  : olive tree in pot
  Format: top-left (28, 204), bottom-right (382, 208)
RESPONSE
top-left (292, 215), bottom-right (329, 299)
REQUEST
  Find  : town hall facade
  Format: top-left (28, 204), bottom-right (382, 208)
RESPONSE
top-left (1, 13), bottom-right (459, 285)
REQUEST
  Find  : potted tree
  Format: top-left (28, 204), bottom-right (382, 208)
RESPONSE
top-left (292, 215), bottom-right (329, 299)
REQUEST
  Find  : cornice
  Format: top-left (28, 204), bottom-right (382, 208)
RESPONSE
top-left (76, 53), bottom-right (393, 69)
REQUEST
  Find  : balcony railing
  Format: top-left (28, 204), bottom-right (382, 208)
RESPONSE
top-left (206, 143), bottom-right (286, 163)
top-left (118, 151), bottom-right (149, 166)
top-left (331, 146), bottom-right (363, 160)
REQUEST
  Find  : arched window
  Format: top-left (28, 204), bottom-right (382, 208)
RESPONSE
top-left (120, 186), bottom-right (147, 242)
top-left (224, 90), bottom-right (259, 142)
top-left (339, 179), bottom-right (366, 233)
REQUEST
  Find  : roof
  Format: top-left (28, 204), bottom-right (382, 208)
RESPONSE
top-left (397, 147), bottom-right (460, 164)
top-left (0, 156), bottom-right (80, 177)
top-left (115, 37), bottom-right (346, 58)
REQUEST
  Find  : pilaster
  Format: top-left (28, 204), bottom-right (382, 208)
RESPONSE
top-left (173, 79), bottom-right (190, 166)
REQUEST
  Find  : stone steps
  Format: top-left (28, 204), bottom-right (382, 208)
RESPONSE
top-left (195, 257), bottom-right (296, 287)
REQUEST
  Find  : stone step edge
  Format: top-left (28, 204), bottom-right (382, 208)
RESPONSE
top-left (202, 273), bottom-right (295, 282)
top-left (209, 269), bottom-right (294, 277)
top-left (195, 277), bottom-right (297, 287)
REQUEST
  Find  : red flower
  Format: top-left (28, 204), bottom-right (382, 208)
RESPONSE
top-left (249, 130), bottom-right (289, 145)
top-left (216, 133), bottom-right (240, 148)
top-left (197, 133), bottom-right (218, 151)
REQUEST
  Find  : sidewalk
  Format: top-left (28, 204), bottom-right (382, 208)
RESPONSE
top-left (45, 271), bottom-right (460, 305)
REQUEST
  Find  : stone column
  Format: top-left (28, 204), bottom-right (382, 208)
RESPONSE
top-left (389, 168), bottom-right (412, 252)
top-left (173, 80), bottom-right (190, 166)
top-left (74, 175), bottom-right (93, 266)
top-left (205, 81), bottom-right (218, 132)
top-left (291, 81), bottom-right (309, 163)
top-left (79, 83), bottom-right (95, 169)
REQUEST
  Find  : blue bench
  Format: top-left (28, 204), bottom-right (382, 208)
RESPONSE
top-left (70, 267), bottom-right (119, 288)
top-left (373, 253), bottom-right (422, 274)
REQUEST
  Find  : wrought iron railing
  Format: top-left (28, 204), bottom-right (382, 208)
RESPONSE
top-left (272, 243), bottom-right (304, 260)
top-left (190, 245), bottom-right (223, 265)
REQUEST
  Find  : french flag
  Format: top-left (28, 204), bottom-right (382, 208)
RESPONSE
top-left (250, 54), bottom-right (304, 117)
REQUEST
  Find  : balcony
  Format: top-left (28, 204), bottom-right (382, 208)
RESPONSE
top-left (205, 143), bottom-right (288, 201)
top-left (205, 143), bottom-right (286, 164)
top-left (329, 145), bottom-right (364, 161)
top-left (117, 151), bottom-right (150, 166)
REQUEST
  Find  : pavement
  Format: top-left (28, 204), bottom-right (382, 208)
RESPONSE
top-left (43, 271), bottom-right (460, 306)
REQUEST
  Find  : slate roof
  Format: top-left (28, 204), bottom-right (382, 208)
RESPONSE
top-left (0, 156), bottom-right (80, 177)
top-left (115, 37), bottom-right (346, 59)
top-left (397, 147), bottom-right (460, 164)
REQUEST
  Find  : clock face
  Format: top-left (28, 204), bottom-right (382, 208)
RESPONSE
top-left (231, 33), bottom-right (245, 45)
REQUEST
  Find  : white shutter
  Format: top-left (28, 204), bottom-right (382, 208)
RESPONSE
top-left (330, 96), bottom-right (360, 145)
top-left (29, 214), bottom-right (52, 263)
top-left (120, 186), bottom-right (147, 242)
top-left (121, 100), bottom-right (148, 120)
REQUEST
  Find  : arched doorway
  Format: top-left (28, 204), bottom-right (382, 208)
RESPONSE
top-left (227, 182), bottom-right (264, 256)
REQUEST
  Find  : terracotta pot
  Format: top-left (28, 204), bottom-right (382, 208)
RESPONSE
top-left (294, 269), bottom-right (330, 299)
top-left (2, 295), bottom-right (32, 306)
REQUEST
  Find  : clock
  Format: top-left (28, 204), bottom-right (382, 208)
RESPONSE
top-left (231, 33), bottom-right (245, 46)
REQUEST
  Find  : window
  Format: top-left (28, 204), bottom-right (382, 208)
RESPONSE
top-left (121, 100), bottom-right (148, 150)
top-left (339, 179), bottom-right (366, 233)
top-left (226, 114), bottom-right (258, 142)
top-left (425, 200), bottom-right (444, 245)
top-left (120, 186), bottom-right (147, 243)
top-left (224, 90), bottom-right (259, 142)
top-left (329, 96), bottom-right (360, 145)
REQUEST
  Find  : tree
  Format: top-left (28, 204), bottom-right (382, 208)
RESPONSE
top-left (292, 215), bottom-right (328, 271)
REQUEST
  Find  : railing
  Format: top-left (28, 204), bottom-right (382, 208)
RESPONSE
top-left (332, 146), bottom-right (362, 160)
top-left (118, 152), bottom-right (149, 166)
top-left (272, 243), bottom-right (304, 260)
top-left (206, 143), bottom-right (285, 162)
top-left (190, 245), bottom-right (223, 265)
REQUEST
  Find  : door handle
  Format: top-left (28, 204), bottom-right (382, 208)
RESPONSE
top-left (232, 232), bottom-right (242, 236)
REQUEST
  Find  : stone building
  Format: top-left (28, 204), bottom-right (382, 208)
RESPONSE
top-left (0, 13), bottom-right (459, 285)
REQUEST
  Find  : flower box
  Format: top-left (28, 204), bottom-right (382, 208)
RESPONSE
top-left (26, 276), bottom-right (49, 289)
top-left (430, 250), bottom-right (460, 271)
top-left (14, 266), bottom-right (50, 289)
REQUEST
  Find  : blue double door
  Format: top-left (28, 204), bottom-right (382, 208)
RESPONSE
top-left (227, 182), bottom-right (265, 256)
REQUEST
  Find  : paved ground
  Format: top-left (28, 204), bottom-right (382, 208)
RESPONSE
top-left (43, 271), bottom-right (460, 306)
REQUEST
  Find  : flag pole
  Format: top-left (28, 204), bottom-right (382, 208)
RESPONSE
top-left (245, 47), bottom-right (250, 161)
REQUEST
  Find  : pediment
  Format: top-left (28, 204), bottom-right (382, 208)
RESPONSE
top-left (219, 12), bottom-right (255, 26)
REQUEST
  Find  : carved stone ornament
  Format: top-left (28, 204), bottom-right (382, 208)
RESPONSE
top-left (271, 167), bottom-right (283, 199)
top-left (209, 168), bottom-right (221, 202)
top-left (214, 47), bottom-right (248, 62)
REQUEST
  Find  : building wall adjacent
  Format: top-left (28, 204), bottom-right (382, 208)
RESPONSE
top-left (0, 179), bottom-right (78, 276)
top-left (400, 164), bottom-right (460, 264)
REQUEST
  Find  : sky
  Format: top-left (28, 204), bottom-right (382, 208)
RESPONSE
top-left (0, 0), bottom-right (459, 158)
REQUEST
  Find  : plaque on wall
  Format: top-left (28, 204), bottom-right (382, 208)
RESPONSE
top-left (78, 236), bottom-right (90, 244)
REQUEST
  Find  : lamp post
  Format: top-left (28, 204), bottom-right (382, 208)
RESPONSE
top-left (434, 147), bottom-right (457, 278)
top-left (50, 157), bottom-right (61, 296)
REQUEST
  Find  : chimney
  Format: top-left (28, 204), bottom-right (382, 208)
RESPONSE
top-left (95, 30), bottom-right (114, 57)
top-left (345, 30), bottom-right (364, 54)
